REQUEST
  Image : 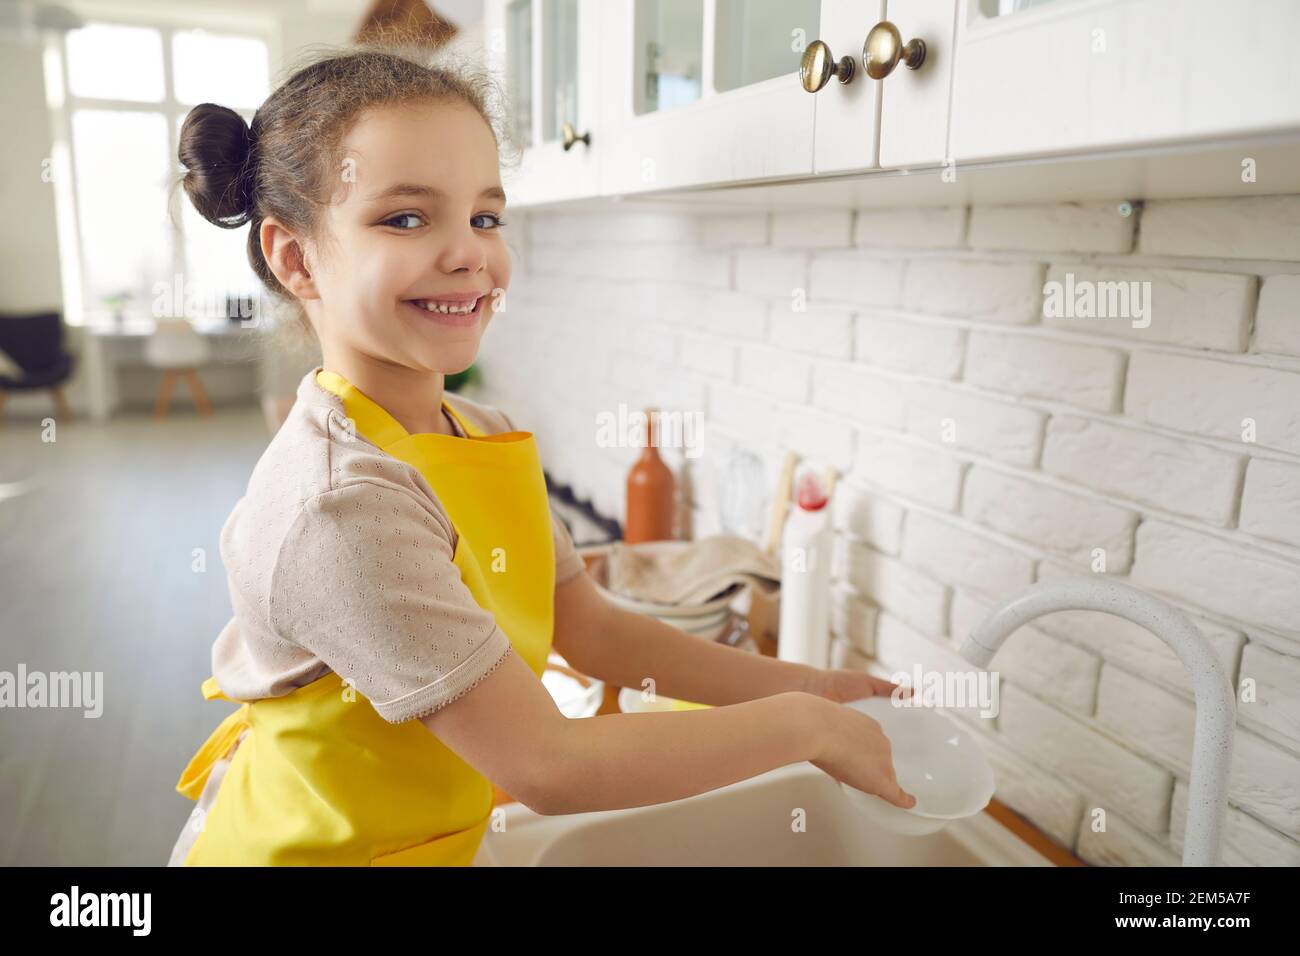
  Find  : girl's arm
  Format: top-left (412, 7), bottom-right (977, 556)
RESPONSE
top-left (421, 645), bottom-right (835, 815)
top-left (552, 570), bottom-right (900, 707)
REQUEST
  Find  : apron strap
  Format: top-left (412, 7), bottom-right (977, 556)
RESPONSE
top-left (176, 678), bottom-right (251, 801)
top-left (442, 399), bottom-right (482, 439)
top-left (201, 675), bottom-right (233, 702)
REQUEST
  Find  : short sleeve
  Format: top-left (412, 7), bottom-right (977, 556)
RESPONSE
top-left (269, 480), bottom-right (512, 723)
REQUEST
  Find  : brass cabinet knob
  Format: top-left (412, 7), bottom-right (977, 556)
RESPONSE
top-left (799, 39), bottom-right (855, 92)
top-left (562, 121), bottom-right (591, 151)
top-left (862, 20), bottom-right (927, 80)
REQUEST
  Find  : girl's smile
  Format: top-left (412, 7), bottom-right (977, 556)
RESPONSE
top-left (403, 292), bottom-right (488, 328)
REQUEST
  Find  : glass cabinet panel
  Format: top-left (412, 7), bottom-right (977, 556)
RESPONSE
top-left (714, 0), bottom-right (819, 93)
top-left (506, 0), bottom-right (533, 148)
top-left (634, 0), bottom-right (704, 115)
top-left (633, 0), bottom-right (820, 114)
top-left (541, 0), bottom-right (579, 142)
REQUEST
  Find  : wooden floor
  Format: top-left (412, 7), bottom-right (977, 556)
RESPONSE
top-left (0, 403), bottom-right (270, 865)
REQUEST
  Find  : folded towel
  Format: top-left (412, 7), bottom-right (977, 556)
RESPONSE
top-left (601, 534), bottom-right (781, 607)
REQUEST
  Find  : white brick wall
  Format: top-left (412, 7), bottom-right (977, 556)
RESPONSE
top-left (902, 259), bottom-right (1045, 324)
top-left (965, 331), bottom-right (1126, 412)
top-left (482, 196), bottom-right (1300, 865)
top-left (854, 429), bottom-right (965, 510)
top-left (1239, 458), bottom-right (1300, 548)
top-left (772, 210), bottom-right (853, 249)
top-left (809, 252), bottom-right (904, 306)
top-left (1138, 196), bottom-right (1300, 260)
top-left (1039, 263), bottom-right (1256, 351)
top-left (904, 380), bottom-right (1045, 467)
top-left (901, 509), bottom-right (1037, 597)
top-left (812, 362), bottom-right (906, 429)
top-left (1129, 520), bottom-right (1300, 637)
top-left (1041, 415), bottom-right (1243, 526)
top-left (853, 313), bottom-right (965, 379)
top-left (853, 206), bottom-right (967, 249)
top-left (1255, 275), bottom-right (1300, 357)
top-left (997, 683), bottom-right (1172, 835)
top-left (968, 201), bottom-right (1135, 254)
top-left (1124, 351), bottom-right (1300, 455)
top-left (980, 732), bottom-right (1087, 848)
top-left (770, 303), bottom-right (853, 358)
top-left (960, 467), bottom-right (1138, 570)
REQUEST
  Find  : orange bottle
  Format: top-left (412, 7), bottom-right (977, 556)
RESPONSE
top-left (624, 407), bottom-right (675, 543)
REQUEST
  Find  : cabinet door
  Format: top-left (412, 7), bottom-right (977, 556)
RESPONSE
top-left (598, 0), bottom-right (820, 195)
top-left (810, 0), bottom-right (885, 175)
top-left (485, 0), bottom-right (603, 205)
top-left (878, 0), bottom-right (957, 168)
top-left (950, 0), bottom-right (1300, 163)
top-left (811, 1), bottom-right (953, 174)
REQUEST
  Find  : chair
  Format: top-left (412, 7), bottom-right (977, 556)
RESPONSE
top-left (0, 310), bottom-right (76, 421)
top-left (145, 318), bottom-right (213, 418)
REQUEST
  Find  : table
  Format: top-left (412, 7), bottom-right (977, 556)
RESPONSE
top-left (81, 318), bottom-right (263, 422)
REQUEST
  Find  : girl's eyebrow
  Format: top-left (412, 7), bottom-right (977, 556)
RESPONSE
top-left (363, 182), bottom-right (508, 204)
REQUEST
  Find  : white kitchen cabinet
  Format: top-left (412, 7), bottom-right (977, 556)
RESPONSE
top-left (483, 0), bottom-right (603, 205)
top-left (598, 0), bottom-right (957, 191)
top-left (809, 0), bottom-right (956, 174)
top-left (484, 0), bottom-right (1300, 208)
top-left (949, 0), bottom-right (1300, 163)
top-left (597, 0), bottom-right (821, 195)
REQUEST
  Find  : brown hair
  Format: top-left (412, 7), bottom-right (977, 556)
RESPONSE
top-left (175, 42), bottom-right (514, 340)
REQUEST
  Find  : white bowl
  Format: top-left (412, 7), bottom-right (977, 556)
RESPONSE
top-left (543, 652), bottom-right (604, 719)
top-left (837, 696), bottom-right (996, 836)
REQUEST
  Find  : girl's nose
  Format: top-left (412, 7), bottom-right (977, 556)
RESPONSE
top-left (436, 227), bottom-right (489, 275)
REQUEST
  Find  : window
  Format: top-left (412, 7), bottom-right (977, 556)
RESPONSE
top-left (55, 19), bottom-right (270, 325)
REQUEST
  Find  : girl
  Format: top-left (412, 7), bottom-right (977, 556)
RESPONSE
top-left (170, 47), bottom-right (915, 867)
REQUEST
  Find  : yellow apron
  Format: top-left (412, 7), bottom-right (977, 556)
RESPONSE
top-left (174, 369), bottom-right (556, 865)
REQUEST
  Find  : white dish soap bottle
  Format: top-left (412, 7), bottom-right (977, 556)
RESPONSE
top-left (777, 467), bottom-right (832, 669)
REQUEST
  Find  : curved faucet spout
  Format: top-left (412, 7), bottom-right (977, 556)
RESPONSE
top-left (959, 578), bottom-right (1236, 867)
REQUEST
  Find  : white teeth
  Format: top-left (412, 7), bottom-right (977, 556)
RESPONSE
top-left (414, 298), bottom-right (477, 315)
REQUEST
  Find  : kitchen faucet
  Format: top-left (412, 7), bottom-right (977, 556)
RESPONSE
top-left (959, 578), bottom-right (1236, 866)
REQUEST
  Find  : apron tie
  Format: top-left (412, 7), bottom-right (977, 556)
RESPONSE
top-left (175, 678), bottom-right (250, 801)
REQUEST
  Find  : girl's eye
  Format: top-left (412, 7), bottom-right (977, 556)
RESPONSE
top-left (380, 212), bottom-right (508, 230)
top-left (382, 212), bottom-right (424, 230)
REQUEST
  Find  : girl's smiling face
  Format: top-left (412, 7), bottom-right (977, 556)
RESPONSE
top-left (305, 97), bottom-right (511, 375)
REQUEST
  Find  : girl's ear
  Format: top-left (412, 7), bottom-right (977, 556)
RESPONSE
top-left (261, 216), bottom-right (318, 299)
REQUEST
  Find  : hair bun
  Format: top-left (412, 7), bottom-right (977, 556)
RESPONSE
top-left (179, 103), bottom-right (257, 228)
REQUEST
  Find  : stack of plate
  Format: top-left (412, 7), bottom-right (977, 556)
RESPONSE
top-left (577, 542), bottom-right (752, 714)
top-left (601, 590), bottom-right (735, 640)
top-left (581, 542), bottom-right (738, 642)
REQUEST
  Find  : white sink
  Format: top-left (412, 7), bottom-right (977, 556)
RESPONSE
top-left (480, 761), bottom-right (1053, 866)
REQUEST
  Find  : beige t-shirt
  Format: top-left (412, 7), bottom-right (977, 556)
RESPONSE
top-left (208, 366), bottom-right (585, 724)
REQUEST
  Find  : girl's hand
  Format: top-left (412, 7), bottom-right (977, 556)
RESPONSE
top-left (807, 693), bottom-right (917, 809)
top-left (806, 667), bottom-right (914, 705)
